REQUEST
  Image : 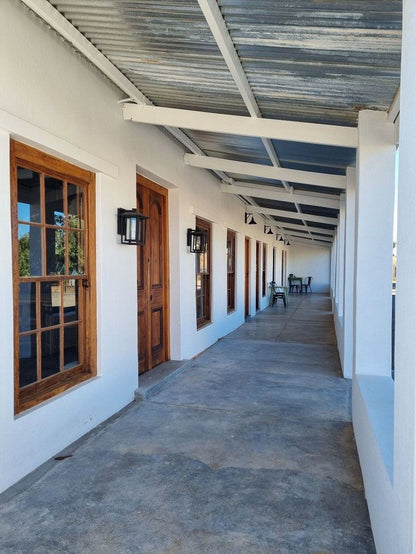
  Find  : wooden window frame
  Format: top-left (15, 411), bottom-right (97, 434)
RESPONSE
top-left (11, 141), bottom-right (96, 414)
top-left (195, 217), bottom-right (211, 329)
top-left (227, 229), bottom-right (236, 313)
top-left (262, 243), bottom-right (267, 297)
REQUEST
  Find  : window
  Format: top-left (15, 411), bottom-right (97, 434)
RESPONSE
top-left (195, 218), bottom-right (211, 328)
top-left (262, 243), bottom-right (267, 296)
top-left (11, 141), bottom-right (96, 413)
top-left (227, 230), bottom-right (236, 312)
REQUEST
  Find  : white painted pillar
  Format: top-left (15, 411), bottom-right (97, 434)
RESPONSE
top-left (336, 193), bottom-right (346, 317)
top-left (341, 168), bottom-right (356, 379)
top-left (330, 235), bottom-right (337, 298)
top-left (354, 110), bottom-right (395, 377)
top-left (394, 0), bottom-right (416, 550)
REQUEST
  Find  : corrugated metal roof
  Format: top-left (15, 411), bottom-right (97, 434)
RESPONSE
top-left (219, 0), bottom-right (401, 125)
top-left (47, 0), bottom-right (401, 243)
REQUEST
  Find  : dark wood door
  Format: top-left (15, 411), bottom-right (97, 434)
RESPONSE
top-left (245, 237), bottom-right (250, 317)
top-left (137, 176), bottom-right (169, 374)
top-left (256, 241), bottom-right (260, 310)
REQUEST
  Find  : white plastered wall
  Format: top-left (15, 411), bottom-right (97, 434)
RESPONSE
top-left (287, 244), bottom-right (330, 293)
top-left (0, 0), bottom-right (284, 492)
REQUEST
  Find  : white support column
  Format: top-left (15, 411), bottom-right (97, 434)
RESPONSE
top-left (341, 168), bottom-right (356, 379)
top-left (330, 234), bottom-right (337, 298)
top-left (336, 193), bottom-right (346, 317)
top-left (354, 110), bottom-right (396, 377)
top-left (394, 0), bottom-right (416, 550)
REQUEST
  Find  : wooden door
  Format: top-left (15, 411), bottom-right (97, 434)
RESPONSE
top-left (245, 237), bottom-right (250, 317)
top-left (137, 175), bottom-right (169, 374)
top-left (256, 241), bottom-right (260, 311)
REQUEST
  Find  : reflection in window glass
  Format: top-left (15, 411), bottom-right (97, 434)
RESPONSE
top-left (64, 280), bottom-right (78, 323)
top-left (46, 228), bottom-right (65, 275)
top-left (68, 184), bottom-right (84, 229)
top-left (68, 231), bottom-right (85, 274)
top-left (18, 224), bottom-right (42, 276)
top-left (17, 168), bottom-right (41, 223)
top-left (64, 325), bottom-right (79, 369)
top-left (19, 334), bottom-right (37, 387)
top-left (41, 281), bottom-right (61, 328)
top-left (19, 282), bottom-right (37, 332)
top-left (45, 176), bottom-right (64, 226)
top-left (41, 329), bottom-right (60, 379)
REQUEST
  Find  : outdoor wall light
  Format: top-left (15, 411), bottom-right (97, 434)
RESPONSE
top-left (284, 240), bottom-right (291, 246)
top-left (279, 235), bottom-right (284, 242)
top-left (245, 213), bottom-right (257, 225)
top-left (117, 208), bottom-right (148, 246)
top-left (187, 228), bottom-right (207, 253)
top-left (264, 225), bottom-right (274, 235)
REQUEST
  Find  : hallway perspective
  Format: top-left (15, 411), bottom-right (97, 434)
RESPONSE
top-left (0, 294), bottom-right (374, 553)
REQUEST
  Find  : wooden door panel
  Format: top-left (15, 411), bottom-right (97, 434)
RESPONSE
top-left (137, 308), bottom-right (147, 374)
top-left (149, 196), bottom-right (163, 288)
top-left (137, 176), bottom-right (169, 374)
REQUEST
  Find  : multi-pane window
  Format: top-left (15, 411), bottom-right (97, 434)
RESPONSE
top-left (262, 243), bottom-right (267, 296)
top-left (11, 141), bottom-right (96, 413)
top-left (195, 218), bottom-right (211, 328)
top-left (227, 230), bottom-right (236, 312)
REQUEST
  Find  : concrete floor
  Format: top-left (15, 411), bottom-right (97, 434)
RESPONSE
top-left (0, 293), bottom-right (375, 553)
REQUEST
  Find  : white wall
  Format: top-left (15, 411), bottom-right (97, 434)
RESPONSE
top-left (287, 244), bottom-right (330, 293)
top-left (0, 0), bottom-right (283, 492)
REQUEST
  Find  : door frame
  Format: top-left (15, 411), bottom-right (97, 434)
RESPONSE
top-left (136, 174), bottom-right (170, 371)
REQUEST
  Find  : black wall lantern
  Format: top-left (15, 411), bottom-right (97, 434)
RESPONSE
top-left (187, 228), bottom-right (207, 253)
top-left (117, 208), bottom-right (148, 246)
top-left (245, 213), bottom-right (257, 225)
top-left (264, 225), bottom-right (274, 235)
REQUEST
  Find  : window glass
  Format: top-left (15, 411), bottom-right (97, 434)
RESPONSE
top-left (18, 224), bottom-right (42, 277)
top-left (46, 228), bottom-right (65, 275)
top-left (19, 282), bottom-right (36, 332)
top-left (45, 176), bottom-right (64, 226)
top-left (68, 184), bottom-right (84, 229)
top-left (41, 281), bottom-right (61, 328)
top-left (19, 334), bottom-right (37, 387)
top-left (17, 168), bottom-right (41, 223)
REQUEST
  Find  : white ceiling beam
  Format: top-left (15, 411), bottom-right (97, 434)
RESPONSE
top-left (247, 206), bottom-right (338, 226)
top-left (124, 104), bottom-right (358, 148)
top-left (277, 222), bottom-right (335, 236)
top-left (220, 183), bottom-right (340, 209)
top-left (285, 231), bottom-right (332, 243)
top-left (185, 154), bottom-right (346, 189)
top-left (287, 237), bottom-right (332, 248)
top-left (236, 182), bottom-right (340, 201)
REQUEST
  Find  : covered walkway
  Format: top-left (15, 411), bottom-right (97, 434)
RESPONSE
top-left (0, 294), bottom-right (374, 553)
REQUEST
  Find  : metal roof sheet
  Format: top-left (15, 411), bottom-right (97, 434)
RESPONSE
top-left (47, 0), bottom-right (401, 243)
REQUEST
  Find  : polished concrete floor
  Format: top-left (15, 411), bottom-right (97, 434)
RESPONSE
top-left (0, 293), bottom-right (375, 553)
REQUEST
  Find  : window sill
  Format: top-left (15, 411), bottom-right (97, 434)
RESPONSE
top-left (196, 320), bottom-right (212, 331)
